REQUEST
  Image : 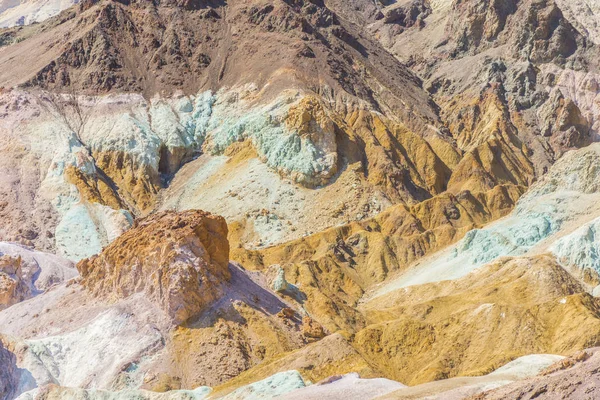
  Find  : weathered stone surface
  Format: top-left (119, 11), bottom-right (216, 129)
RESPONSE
top-left (77, 210), bottom-right (230, 324)
top-left (302, 316), bottom-right (326, 341)
top-left (0, 255), bottom-right (30, 310)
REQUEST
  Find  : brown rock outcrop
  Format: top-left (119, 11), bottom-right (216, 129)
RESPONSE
top-left (538, 90), bottom-right (592, 158)
top-left (77, 210), bottom-right (230, 324)
top-left (0, 255), bottom-right (31, 311)
top-left (64, 164), bottom-right (125, 211)
top-left (92, 150), bottom-right (161, 214)
top-left (442, 0), bottom-right (586, 62)
top-left (302, 316), bottom-right (326, 341)
top-left (443, 86), bottom-right (536, 193)
top-left (364, 0), bottom-right (599, 187)
top-left (283, 97), bottom-right (338, 187)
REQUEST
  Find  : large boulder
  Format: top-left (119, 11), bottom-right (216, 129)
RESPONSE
top-left (77, 210), bottom-right (230, 324)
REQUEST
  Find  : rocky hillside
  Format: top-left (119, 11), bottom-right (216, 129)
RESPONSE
top-left (3, 0), bottom-right (594, 261)
top-left (1, 0), bottom-right (600, 399)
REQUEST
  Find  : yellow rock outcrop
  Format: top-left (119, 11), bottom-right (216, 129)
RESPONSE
top-left (232, 184), bottom-right (524, 333)
top-left (93, 150), bottom-right (161, 214)
top-left (444, 86), bottom-right (535, 194)
top-left (355, 255), bottom-right (600, 385)
top-left (64, 165), bottom-right (124, 210)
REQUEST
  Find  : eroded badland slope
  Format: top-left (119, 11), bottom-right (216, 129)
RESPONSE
top-left (1, 0), bottom-right (600, 399)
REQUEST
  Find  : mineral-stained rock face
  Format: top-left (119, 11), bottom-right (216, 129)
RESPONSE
top-left (77, 210), bottom-right (230, 324)
top-left (225, 143), bottom-right (600, 389)
top-left (362, 0), bottom-right (600, 186)
top-left (0, 0), bottom-right (449, 258)
top-left (2, 0), bottom-right (598, 263)
top-left (0, 255), bottom-right (31, 310)
top-left (234, 183), bottom-right (524, 333)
